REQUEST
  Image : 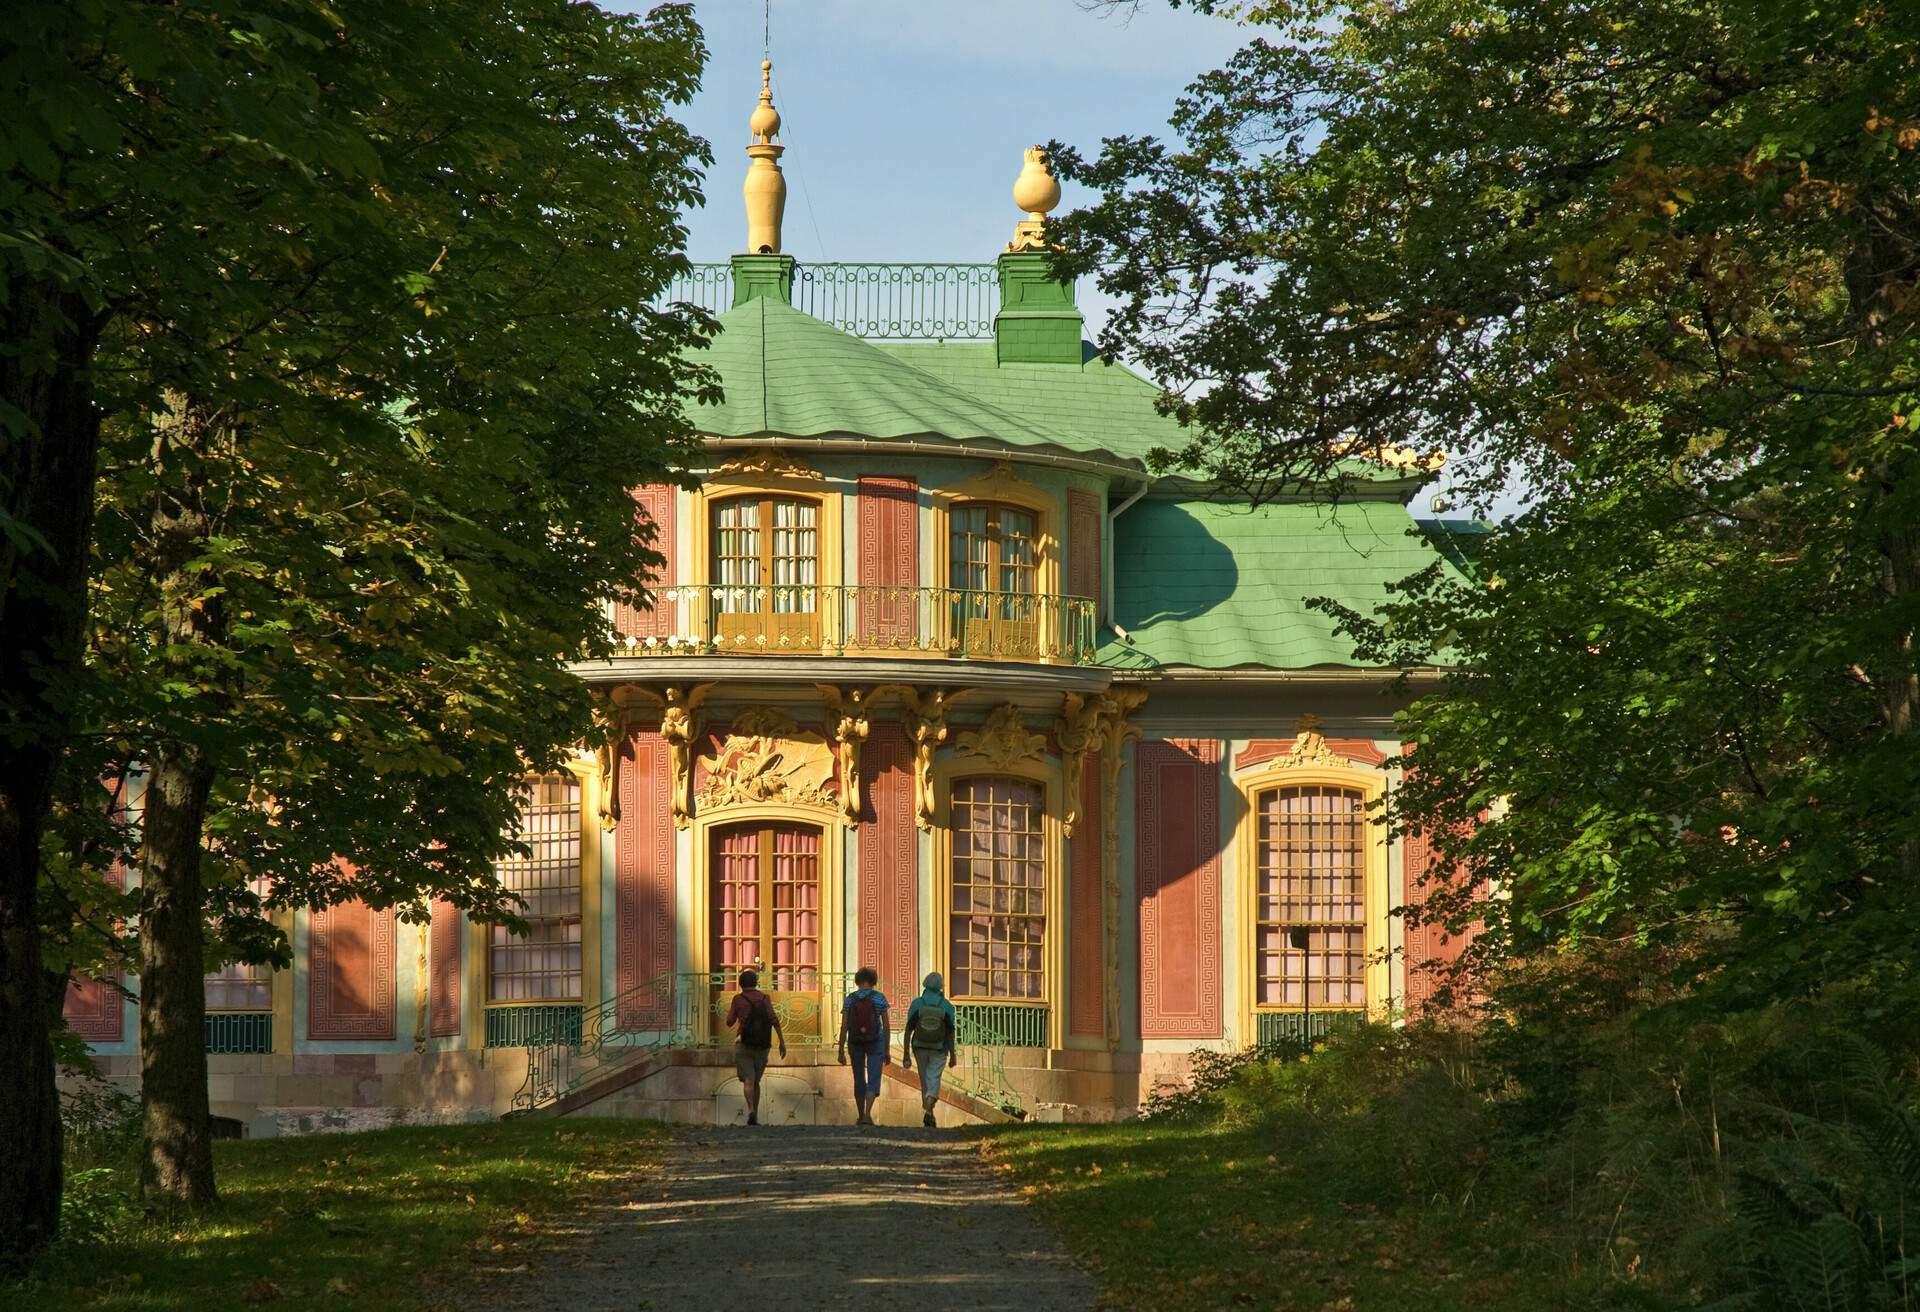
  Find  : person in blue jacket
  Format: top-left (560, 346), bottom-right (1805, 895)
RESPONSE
top-left (900, 972), bottom-right (957, 1127)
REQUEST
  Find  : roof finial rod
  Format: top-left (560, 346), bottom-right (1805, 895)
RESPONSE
top-left (743, 58), bottom-right (786, 254)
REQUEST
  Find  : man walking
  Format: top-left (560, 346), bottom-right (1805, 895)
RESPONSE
top-left (835, 966), bottom-right (890, 1125)
top-left (724, 968), bottom-right (786, 1126)
top-left (900, 972), bottom-right (957, 1127)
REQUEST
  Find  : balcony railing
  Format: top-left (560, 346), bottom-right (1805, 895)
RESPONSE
top-left (660, 262), bottom-right (1002, 339)
top-left (613, 584), bottom-right (1099, 666)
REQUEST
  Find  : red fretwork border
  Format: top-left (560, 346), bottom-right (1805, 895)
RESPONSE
top-left (857, 723), bottom-right (917, 994)
top-left (616, 729), bottom-right (676, 1029)
top-left (1067, 488), bottom-right (1100, 606)
top-left (308, 899), bottom-right (398, 1040)
top-left (857, 476), bottom-right (918, 644)
top-left (1234, 737), bottom-right (1388, 772)
top-left (428, 898), bottom-right (462, 1038)
top-left (1068, 747), bottom-right (1103, 1037)
top-left (614, 484), bottom-right (677, 640)
top-left (1135, 738), bottom-right (1223, 1039)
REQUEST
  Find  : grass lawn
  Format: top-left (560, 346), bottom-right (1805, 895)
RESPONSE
top-left (6, 1119), bottom-right (668, 1312)
top-left (979, 1118), bottom-right (1586, 1312)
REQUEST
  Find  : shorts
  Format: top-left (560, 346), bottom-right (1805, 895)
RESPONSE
top-left (912, 1046), bottom-right (948, 1101)
top-left (734, 1042), bottom-right (772, 1083)
top-left (848, 1039), bottom-right (886, 1097)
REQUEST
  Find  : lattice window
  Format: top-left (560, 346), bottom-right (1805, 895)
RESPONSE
top-left (489, 774), bottom-right (583, 1003)
top-left (712, 823), bottom-right (821, 991)
top-left (949, 777), bottom-right (1046, 1001)
top-left (1253, 785), bottom-right (1366, 1008)
top-left (949, 502), bottom-right (1037, 596)
top-left (206, 875), bottom-right (274, 1011)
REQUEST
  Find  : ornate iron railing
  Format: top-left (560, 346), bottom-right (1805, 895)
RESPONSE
top-left (508, 970), bottom-right (1026, 1119)
top-left (205, 1012), bottom-right (272, 1055)
top-left (658, 262), bottom-right (1001, 339)
top-left (614, 583), bottom-right (1098, 666)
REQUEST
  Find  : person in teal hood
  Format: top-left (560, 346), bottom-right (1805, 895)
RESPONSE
top-left (900, 972), bottom-right (957, 1127)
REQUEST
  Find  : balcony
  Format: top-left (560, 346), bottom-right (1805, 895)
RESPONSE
top-left (614, 583), bottom-right (1099, 666)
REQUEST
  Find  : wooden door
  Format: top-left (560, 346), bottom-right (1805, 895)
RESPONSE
top-left (948, 502), bottom-right (1040, 657)
top-left (711, 822), bottom-right (826, 1041)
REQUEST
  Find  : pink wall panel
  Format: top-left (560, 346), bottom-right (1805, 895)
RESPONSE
top-left (856, 476), bottom-right (918, 644)
top-left (308, 898), bottom-right (397, 1040)
top-left (1135, 738), bottom-right (1223, 1039)
top-left (614, 483), bottom-right (677, 640)
top-left (1069, 747), bottom-right (1104, 1037)
top-left (615, 728), bottom-right (676, 1029)
top-left (428, 898), bottom-right (462, 1038)
top-left (857, 723), bottom-right (918, 995)
top-left (1399, 745), bottom-right (1479, 1013)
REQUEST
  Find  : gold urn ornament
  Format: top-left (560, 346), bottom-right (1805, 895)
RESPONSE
top-left (1007, 145), bottom-right (1061, 251)
top-left (743, 59), bottom-right (787, 254)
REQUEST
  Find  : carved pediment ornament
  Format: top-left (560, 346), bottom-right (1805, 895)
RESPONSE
top-left (955, 703), bottom-right (1047, 772)
top-left (713, 448), bottom-right (822, 480)
top-left (1287, 713), bottom-right (1337, 768)
top-left (816, 684), bottom-right (875, 825)
top-left (696, 706), bottom-right (840, 816)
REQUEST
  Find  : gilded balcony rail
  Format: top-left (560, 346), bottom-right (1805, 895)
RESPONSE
top-left (507, 970), bottom-right (1026, 1119)
top-left (659, 262), bottom-right (1001, 339)
top-left (612, 583), bottom-right (1099, 666)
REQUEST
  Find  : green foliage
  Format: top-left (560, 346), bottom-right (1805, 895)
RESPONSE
top-left (1059, 0), bottom-right (1920, 1019)
top-left (59, 1077), bottom-right (141, 1172)
top-left (52, 1171), bottom-right (136, 1253)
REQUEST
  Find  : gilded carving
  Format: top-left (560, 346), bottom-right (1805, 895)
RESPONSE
top-left (696, 707), bottom-right (840, 815)
top-left (955, 703), bottom-right (1047, 771)
top-left (713, 448), bottom-right (822, 480)
top-left (615, 684), bottom-right (713, 829)
top-left (1056, 691), bottom-right (1109, 838)
top-left (885, 686), bottom-right (968, 830)
top-left (1101, 689), bottom-right (1148, 1050)
top-left (816, 684), bottom-right (875, 824)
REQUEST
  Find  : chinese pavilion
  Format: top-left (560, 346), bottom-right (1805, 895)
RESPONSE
top-left (67, 63), bottom-right (1472, 1130)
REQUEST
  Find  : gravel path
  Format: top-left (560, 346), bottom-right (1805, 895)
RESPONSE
top-left (475, 1124), bottom-right (1095, 1312)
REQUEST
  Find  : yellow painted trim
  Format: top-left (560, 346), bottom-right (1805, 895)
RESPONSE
top-left (686, 802), bottom-right (846, 1042)
top-left (927, 750), bottom-right (1067, 1049)
top-left (1231, 760), bottom-right (1390, 1033)
top-left (271, 907), bottom-right (295, 1063)
top-left (687, 466), bottom-right (847, 649)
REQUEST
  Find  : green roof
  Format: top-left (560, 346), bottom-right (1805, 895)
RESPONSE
top-left (1106, 497), bottom-right (1463, 670)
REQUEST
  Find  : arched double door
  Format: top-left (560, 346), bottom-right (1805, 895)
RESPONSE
top-left (710, 820), bottom-right (826, 1041)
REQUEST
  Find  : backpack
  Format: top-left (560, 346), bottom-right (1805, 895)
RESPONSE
top-left (738, 991), bottom-right (775, 1049)
top-left (848, 991), bottom-right (881, 1044)
top-left (912, 1001), bottom-right (949, 1050)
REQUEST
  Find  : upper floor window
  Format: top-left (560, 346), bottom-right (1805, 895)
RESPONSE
top-left (949, 502), bottom-right (1038, 597)
top-left (1252, 784), bottom-right (1366, 1008)
top-left (712, 494), bottom-right (820, 646)
top-left (948, 776), bottom-right (1046, 1001)
top-left (489, 773), bottom-right (582, 1003)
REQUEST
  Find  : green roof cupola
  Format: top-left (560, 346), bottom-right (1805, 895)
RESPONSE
top-left (994, 146), bottom-right (1082, 365)
top-left (734, 59), bottom-right (794, 306)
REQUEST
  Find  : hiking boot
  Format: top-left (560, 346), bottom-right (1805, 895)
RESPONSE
top-left (922, 1110), bottom-right (936, 1127)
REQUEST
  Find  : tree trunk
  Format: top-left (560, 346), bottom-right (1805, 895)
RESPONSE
top-left (0, 276), bottom-right (105, 1264)
top-left (137, 741), bottom-right (217, 1205)
top-left (135, 393), bottom-right (227, 1207)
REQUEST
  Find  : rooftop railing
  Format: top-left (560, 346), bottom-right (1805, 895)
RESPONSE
top-left (611, 583), bottom-right (1099, 666)
top-left (660, 262), bottom-right (1002, 339)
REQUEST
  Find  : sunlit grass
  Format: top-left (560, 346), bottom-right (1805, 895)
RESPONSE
top-left (9, 1120), bottom-right (667, 1312)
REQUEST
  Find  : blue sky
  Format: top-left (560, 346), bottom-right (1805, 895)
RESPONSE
top-left (640, 0), bottom-right (1248, 325)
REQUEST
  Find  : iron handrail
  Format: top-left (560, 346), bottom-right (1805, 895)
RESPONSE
top-left (612, 583), bottom-right (1099, 666)
top-left (659, 262), bottom-right (1003, 340)
top-left (508, 970), bottom-right (1027, 1118)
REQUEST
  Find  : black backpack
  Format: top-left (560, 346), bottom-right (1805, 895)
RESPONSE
top-left (739, 992), bottom-right (775, 1048)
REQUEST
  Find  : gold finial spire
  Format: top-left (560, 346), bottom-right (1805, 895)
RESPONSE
top-left (743, 59), bottom-right (786, 254)
top-left (1007, 145), bottom-right (1062, 252)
